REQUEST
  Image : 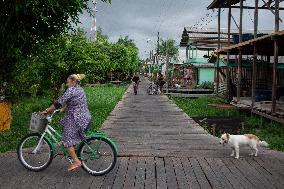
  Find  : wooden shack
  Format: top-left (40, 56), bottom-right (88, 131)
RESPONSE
top-left (208, 0), bottom-right (284, 123)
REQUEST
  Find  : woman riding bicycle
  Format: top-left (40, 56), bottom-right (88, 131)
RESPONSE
top-left (42, 74), bottom-right (91, 171)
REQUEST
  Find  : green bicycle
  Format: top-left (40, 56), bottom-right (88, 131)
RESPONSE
top-left (17, 110), bottom-right (118, 176)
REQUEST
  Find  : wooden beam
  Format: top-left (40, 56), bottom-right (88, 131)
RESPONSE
top-left (217, 7), bottom-right (221, 94)
top-left (261, 0), bottom-right (283, 22)
top-left (191, 40), bottom-right (230, 44)
top-left (231, 14), bottom-right (240, 30)
top-left (252, 0), bottom-right (259, 108)
top-left (227, 6), bottom-right (232, 102)
top-left (272, 0), bottom-right (280, 114)
top-left (189, 37), bottom-right (229, 40)
top-left (186, 31), bottom-right (238, 35)
top-left (186, 46), bottom-right (189, 62)
top-left (237, 0), bottom-right (244, 102)
top-left (231, 5), bottom-right (284, 10)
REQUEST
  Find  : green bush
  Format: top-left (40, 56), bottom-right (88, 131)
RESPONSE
top-left (10, 29), bottom-right (139, 97)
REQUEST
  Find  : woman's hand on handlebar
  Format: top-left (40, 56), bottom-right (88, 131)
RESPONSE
top-left (40, 110), bottom-right (48, 116)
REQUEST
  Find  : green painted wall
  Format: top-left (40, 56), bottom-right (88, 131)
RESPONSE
top-left (198, 68), bottom-right (215, 85)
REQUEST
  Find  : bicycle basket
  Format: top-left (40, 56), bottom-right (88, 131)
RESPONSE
top-left (29, 112), bottom-right (48, 133)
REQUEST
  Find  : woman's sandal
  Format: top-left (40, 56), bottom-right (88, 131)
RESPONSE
top-left (67, 161), bottom-right (82, 171)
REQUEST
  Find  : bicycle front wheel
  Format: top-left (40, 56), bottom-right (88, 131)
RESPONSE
top-left (17, 133), bottom-right (53, 171)
top-left (78, 137), bottom-right (117, 176)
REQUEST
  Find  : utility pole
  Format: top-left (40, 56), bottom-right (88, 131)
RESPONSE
top-left (91, 0), bottom-right (97, 40)
top-left (166, 41), bottom-right (169, 94)
top-left (157, 32), bottom-right (160, 55)
top-left (157, 32), bottom-right (160, 67)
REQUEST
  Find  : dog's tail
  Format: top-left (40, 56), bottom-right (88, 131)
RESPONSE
top-left (259, 141), bottom-right (269, 147)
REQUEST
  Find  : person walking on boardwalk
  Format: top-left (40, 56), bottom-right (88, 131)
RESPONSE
top-left (42, 74), bottom-right (91, 171)
top-left (132, 73), bottom-right (140, 95)
top-left (156, 72), bottom-right (165, 94)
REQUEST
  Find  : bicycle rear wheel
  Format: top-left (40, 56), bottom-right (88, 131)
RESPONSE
top-left (17, 133), bottom-right (53, 171)
top-left (78, 137), bottom-right (117, 176)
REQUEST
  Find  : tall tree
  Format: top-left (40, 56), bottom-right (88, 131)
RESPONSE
top-left (117, 36), bottom-right (137, 49)
top-left (156, 38), bottom-right (179, 60)
top-left (0, 0), bottom-right (111, 79)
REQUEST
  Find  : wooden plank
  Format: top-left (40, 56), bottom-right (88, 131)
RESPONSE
top-left (135, 158), bottom-right (146, 189)
top-left (164, 157), bottom-right (178, 189)
top-left (205, 158), bottom-right (234, 189)
top-left (112, 157), bottom-right (129, 189)
top-left (222, 158), bottom-right (256, 189)
top-left (197, 158), bottom-right (223, 189)
top-left (252, 110), bottom-right (284, 124)
top-left (189, 158), bottom-right (212, 189)
top-left (100, 158), bottom-right (121, 189)
top-left (172, 157), bottom-right (189, 189)
top-left (123, 157), bottom-right (137, 189)
top-left (145, 157), bottom-right (156, 189)
top-left (228, 158), bottom-right (266, 189)
top-left (239, 158), bottom-right (276, 189)
top-left (165, 93), bottom-right (215, 98)
top-left (259, 157), bottom-right (284, 177)
top-left (246, 158), bottom-right (284, 188)
top-left (213, 158), bottom-right (245, 189)
top-left (182, 158), bottom-right (200, 189)
top-left (253, 157), bottom-right (284, 185)
top-left (155, 157), bottom-right (167, 189)
top-left (67, 171), bottom-right (97, 189)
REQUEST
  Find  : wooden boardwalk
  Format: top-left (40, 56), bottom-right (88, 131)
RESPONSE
top-left (1, 77), bottom-right (284, 189)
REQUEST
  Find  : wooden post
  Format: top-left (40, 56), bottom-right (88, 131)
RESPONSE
top-left (186, 46), bottom-right (189, 62)
top-left (166, 41), bottom-right (169, 94)
top-left (272, 0), bottom-right (280, 114)
top-left (226, 6), bottom-right (232, 101)
top-left (252, 0), bottom-right (259, 108)
top-left (217, 7), bottom-right (221, 94)
top-left (237, 0), bottom-right (244, 102)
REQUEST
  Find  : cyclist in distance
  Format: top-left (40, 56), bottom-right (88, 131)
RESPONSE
top-left (42, 74), bottom-right (91, 171)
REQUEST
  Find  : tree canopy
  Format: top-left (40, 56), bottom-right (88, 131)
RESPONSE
top-left (0, 0), bottom-right (111, 79)
top-left (10, 28), bottom-right (139, 97)
top-left (156, 38), bottom-right (179, 60)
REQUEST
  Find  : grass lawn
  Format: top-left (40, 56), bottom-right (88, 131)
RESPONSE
top-left (171, 96), bottom-right (284, 152)
top-left (0, 85), bottom-right (127, 153)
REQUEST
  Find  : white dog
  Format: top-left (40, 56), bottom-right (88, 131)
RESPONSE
top-left (219, 133), bottom-right (269, 159)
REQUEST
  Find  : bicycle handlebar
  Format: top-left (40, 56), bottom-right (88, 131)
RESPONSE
top-left (46, 109), bottom-right (61, 122)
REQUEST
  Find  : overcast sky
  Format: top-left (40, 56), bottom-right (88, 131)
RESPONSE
top-left (77, 0), bottom-right (284, 61)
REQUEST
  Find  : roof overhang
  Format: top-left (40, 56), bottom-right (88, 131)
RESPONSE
top-left (217, 30), bottom-right (284, 56)
top-left (207, 0), bottom-right (244, 9)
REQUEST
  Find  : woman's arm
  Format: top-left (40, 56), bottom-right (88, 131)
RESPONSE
top-left (42, 104), bottom-right (56, 114)
top-left (42, 87), bottom-right (73, 114)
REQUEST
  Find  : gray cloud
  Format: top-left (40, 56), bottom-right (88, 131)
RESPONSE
top-left (76, 0), bottom-right (284, 60)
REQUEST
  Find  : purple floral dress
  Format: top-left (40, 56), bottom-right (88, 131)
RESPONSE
top-left (57, 86), bottom-right (91, 148)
